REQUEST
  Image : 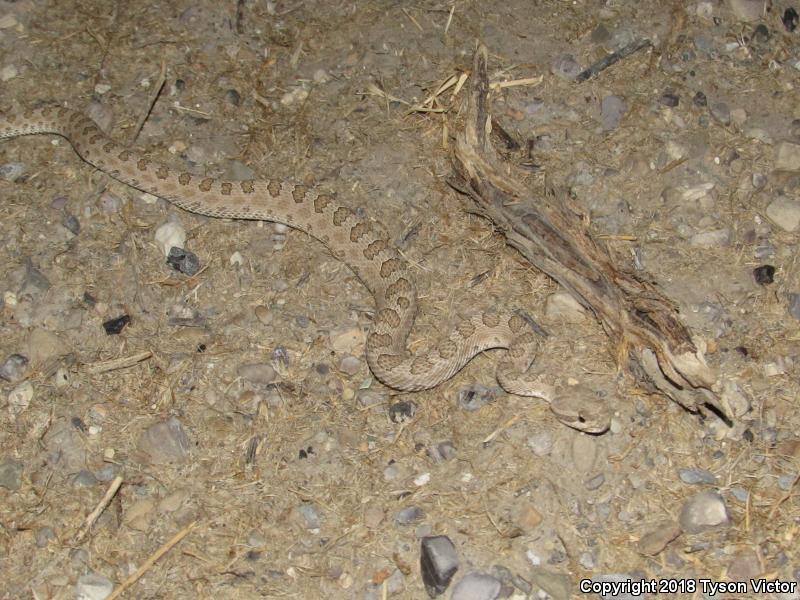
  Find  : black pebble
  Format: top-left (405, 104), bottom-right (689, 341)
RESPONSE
top-left (753, 264), bottom-right (776, 285)
top-left (693, 91), bottom-right (707, 107)
top-left (752, 24), bottom-right (770, 44)
top-left (420, 536), bottom-right (459, 597)
top-left (174, 79), bottom-right (186, 92)
top-left (83, 291), bottom-right (96, 307)
top-left (166, 247), bottom-right (201, 276)
top-left (389, 400), bottom-right (417, 423)
top-left (783, 7), bottom-right (798, 31)
top-left (103, 314), bottom-right (131, 334)
top-left (62, 213), bottom-right (80, 235)
top-left (225, 89), bottom-right (241, 106)
top-left (659, 92), bottom-right (679, 107)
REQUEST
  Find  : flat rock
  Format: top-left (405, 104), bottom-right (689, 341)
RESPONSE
top-left (450, 573), bottom-right (501, 600)
top-left (679, 490), bottom-right (730, 533)
top-left (637, 520), bottom-right (681, 556)
top-left (75, 573), bottom-right (114, 600)
top-left (237, 362), bottom-right (277, 385)
top-left (0, 459), bottom-right (24, 490)
top-left (766, 196), bottom-right (800, 232)
top-left (775, 141), bottom-right (800, 171)
top-left (137, 417), bottom-right (191, 464)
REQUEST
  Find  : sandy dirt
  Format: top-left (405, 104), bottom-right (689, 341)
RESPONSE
top-left (1, 0), bottom-right (799, 598)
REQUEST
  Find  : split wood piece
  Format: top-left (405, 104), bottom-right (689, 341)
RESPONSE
top-left (451, 45), bottom-right (724, 421)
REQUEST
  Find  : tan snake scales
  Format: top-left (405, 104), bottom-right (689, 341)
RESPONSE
top-left (0, 104), bottom-right (609, 432)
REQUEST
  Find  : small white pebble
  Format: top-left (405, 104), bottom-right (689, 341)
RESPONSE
top-left (229, 251), bottom-right (244, 267)
top-left (413, 472), bottom-right (431, 486)
top-left (3, 290), bottom-right (17, 307)
top-left (154, 221), bottom-right (187, 256)
top-left (88, 425), bottom-right (102, 435)
top-left (0, 14), bottom-right (19, 28)
top-left (93, 83), bottom-right (111, 95)
top-left (103, 448), bottom-right (115, 460)
top-left (273, 223), bottom-right (289, 234)
top-left (0, 64), bottom-right (18, 82)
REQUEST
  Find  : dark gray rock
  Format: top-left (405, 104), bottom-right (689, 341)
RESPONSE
top-left (0, 459), bottom-right (23, 490)
top-left (420, 535), bottom-right (459, 597)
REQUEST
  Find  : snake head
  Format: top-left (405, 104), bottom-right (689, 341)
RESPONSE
top-left (549, 385), bottom-right (611, 434)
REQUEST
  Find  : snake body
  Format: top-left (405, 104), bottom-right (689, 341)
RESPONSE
top-left (0, 104), bottom-right (609, 432)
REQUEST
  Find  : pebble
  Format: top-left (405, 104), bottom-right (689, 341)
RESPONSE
top-left (338, 354), bottom-right (361, 375)
top-left (363, 506), bottom-right (385, 528)
top-left (0, 13), bottom-right (19, 28)
top-left (753, 265), bottom-right (776, 285)
top-left (775, 141), bottom-right (800, 171)
top-left (279, 86), bottom-right (309, 106)
top-left (728, 548), bottom-right (763, 580)
top-left (357, 389), bottom-right (386, 408)
top-left (659, 92), bottom-right (679, 107)
top-left (389, 400), bottom-right (416, 423)
top-left (329, 326), bottom-right (366, 354)
top-left (689, 228), bottom-right (730, 248)
top-left (787, 293), bottom-right (800, 320)
top-left (7, 380), bottom-right (34, 417)
top-left (137, 416), bottom-right (191, 464)
top-left (678, 468), bottom-right (717, 485)
top-left (0, 161), bottom-right (25, 181)
top-left (527, 567), bottom-right (572, 600)
top-left (385, 462), bottom-right (401, 481)
top-left (550, 54), bottom-right (581, 80)
top-left (102, 314), bottom-right (130, 335)
top-left (544, 291), bottom-right (586, 322)
top-left (154, 221), bottom-right (187, 257)
top-left (450, 573), bottom-right (502, 600)
top-left (414, 472), bottom-right (431, 486)
top-left (238, 363), bottom-right (277, 385)
top-left (512, 501), bottom-right (543, 531)
top-left (784, 7), bottom-right (799, 31)
top-left (396, 506), bottom-right (425, 525)
top-left (28, 328), bottom-right (69, 366)
top-left (458, 384), bottom-right (503, 411)
top-left (427, 441), bottom-right (457, 463)
top-left (710, 101), bottom-right (731, 125)
top-left (693, 91), bottom-right (708, 107)
top-left (0, 64), bottom-right (18, 81)
top-left (298, 502), bottom-right (321, 530)
top-left (75, 573), bottom-right (114, 600)
top-left (766, 196), bottom-right (800, 231)
top-left (0, 459), bottom-right (23, 490)
top-left (637, 520), bottom-right (681, 556)
top-left (35, 526), bottom-right (56, 548)
top-left (526, 432), bottom-right (553, 457)
top-left (0, 353), bottom-right (28, 382)
top-left (727, 0), bottom-right (764, 22)
top-left (420, 535), bottom-right (459, 597)
top-left (678, 491), bottom-right (730, 533)
top-left (167, 247), bottom-right (201, 276)
top-left (600, 95), bottom-right (626, 130)
top-left (225, 88), bottom-right (241, 106)
top-left (72, 470), bottom-right (98, 487)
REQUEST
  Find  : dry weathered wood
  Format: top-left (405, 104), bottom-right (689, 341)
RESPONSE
top-left (451, 45), bottom-right (724, 420)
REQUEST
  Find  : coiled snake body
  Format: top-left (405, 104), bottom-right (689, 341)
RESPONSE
top-left (0, 104), bottom-right (608, 432)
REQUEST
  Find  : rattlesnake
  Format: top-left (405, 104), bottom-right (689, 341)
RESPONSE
top-left (0, 104), bottom-right (609, 432)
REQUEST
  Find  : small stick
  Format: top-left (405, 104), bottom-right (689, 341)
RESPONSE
top-left (83, 351), bottom-right (152, 375)
top-left (74, 475), bottom-right (123, 542)
top-left (402, 8), bottom-right (423, 31)
top-left (575, 38), bottom-right (652, 82)
top-left (444, 4), bottom-right (455, 36)
top-left (107, 521), bottom-right (198, 600)
top-left (489, 75), bottom-right (543, 90)
top-left (130, 58), bottom-right (167, 144)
